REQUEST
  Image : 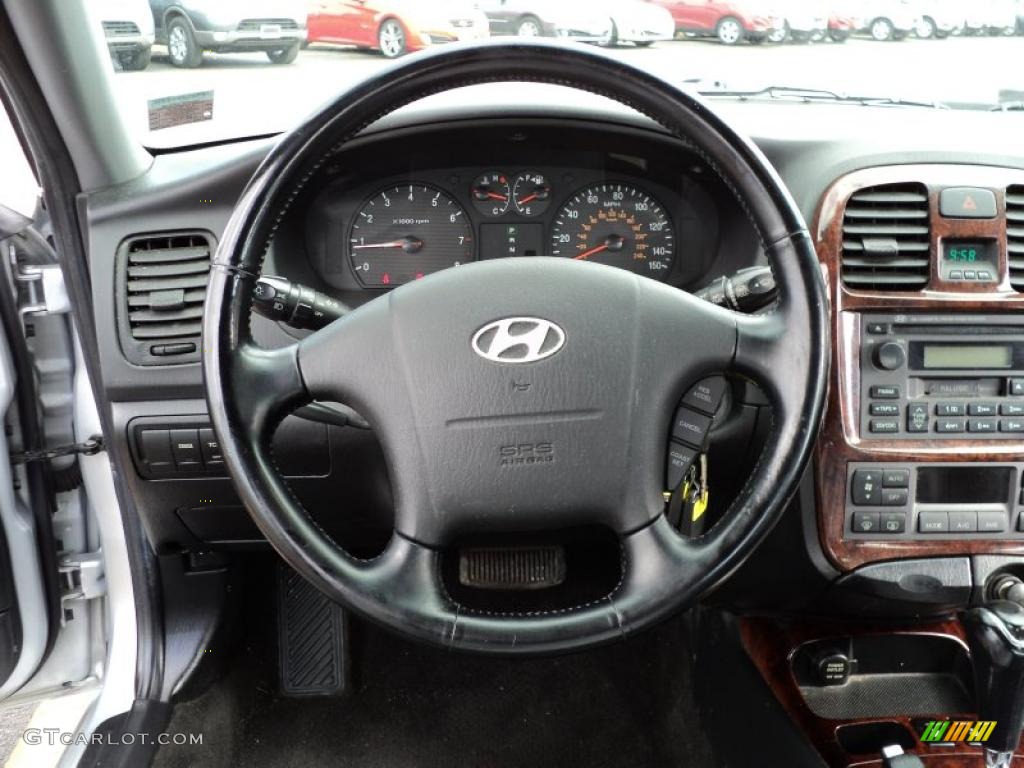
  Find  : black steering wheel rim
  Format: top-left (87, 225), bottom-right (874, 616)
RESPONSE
top-left (203, 40), bottom-right (828, 655)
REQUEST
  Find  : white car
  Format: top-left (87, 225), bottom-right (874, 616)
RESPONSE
top-left (853, 0), bottom-right (918, 40)
top-left (602, 0), bottom-right (676, 46)
top-left (771, 0), bottom-right (827, 42)
top-left (912, 0), bottom-right (963, 38)
top-left (965, 0), bottom-right (1018, 35)
top-left (90, 0), bottom-right (155, 71)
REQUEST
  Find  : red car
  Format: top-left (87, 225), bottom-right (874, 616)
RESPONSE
top-left (646, 0), bottom-right (784, 44)
top-left (307, 0), bottom-right (489, 58)
top-left (828, 12), bottom-right (856, 41)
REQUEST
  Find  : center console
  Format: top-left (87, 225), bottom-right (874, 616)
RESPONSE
top-left (813, 164), bottom-right (1024, 572)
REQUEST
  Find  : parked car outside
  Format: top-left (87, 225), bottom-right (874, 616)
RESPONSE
top-left (477, 0), bottom-right (613, 41)
top-left (149, 0), bottom-right (307, 67)
top-left (851, 0), bottom-right (917, 40)
top-left (648, 0), bottom-right (784, 45)
top-left (308, 0), bottom-right (488, 57)
top-left (770, 0), bottom-right (827, 42)
top-left (827, 9), bottom-right (856, 41)
top-left (94, 0), bottom-right (155, 71)
top-left (912, 0), bottom-right (963, 38)
top-left (605, 0), bottom-right (675, 46)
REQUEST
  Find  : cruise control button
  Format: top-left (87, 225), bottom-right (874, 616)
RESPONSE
top-left (870, 419), bottom-right (899, 434)
top-left (870, 385), bottom-right (901, 399)
top-left (919, 511), bottom-right (949, 533)
top-left (978, 511), bottom-right (1008, 533)
top-left (949, 511), bottom-right (977, 533)
top-left (936, 403), bottom-right (965, 416)
top-left (671, 407), bottom-right (712, 448)
top-left (169, 429), bottom-right (201, 469)
top-left (969, 403), bottom-right (997, 416)
top-left (880, 488), bottom-right (908, 506)
top-left (681, 377), bottom-right (728, 416)
top-left (935, 419), bottom-right (965, 433)
top-left (882, 469), bottom-right (909, 487)
top-left (666, 444), bottom-right (698, 492)
top-left (880, 512), bottom-right (906, 533)
top-left (851, 469), bottom-right (882, 505)
top-left (969, 419), bottom-right (997, 433)
top-left (852, 511), bottom-right (880, 533)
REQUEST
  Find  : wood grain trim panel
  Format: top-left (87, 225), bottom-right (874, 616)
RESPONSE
top-left (812, 165), bottom-right (1024, 572)
top-left (739, 617), bottom-right (1023, 768)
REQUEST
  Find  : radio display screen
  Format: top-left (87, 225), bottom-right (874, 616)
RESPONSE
top-left (917, 467), bottom-right (1011, 504)
top-left (921, 344), bottom-right (1012, 369)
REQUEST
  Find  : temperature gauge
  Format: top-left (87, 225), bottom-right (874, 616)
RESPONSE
top-left (470, 172), bottom-right (511, 217)
top-left (513, 172), bottom-right (552, 216)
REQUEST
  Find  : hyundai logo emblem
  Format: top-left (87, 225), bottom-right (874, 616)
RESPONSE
top-left (471, 317), bottom-right (566, 364)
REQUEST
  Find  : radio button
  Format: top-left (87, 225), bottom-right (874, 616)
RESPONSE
top-left (870, 385), bottom-right (901, 399)
top-left (880, 512), bottom-right (906, 533)
top-left (882, 469), bottom-right (909, 487)
top-left (881, 488), bottom-right (908, 506)
top-left (870, 403), bottom-right (900, 416)
top-left (866, 322), bottom-right (890, 335)
top-left (969, 419), bottom-right (998, 433)
top-left (874, 342), bottom-right (906, 371)
top-left (852, 511), bottom-right (880, 533)
top-left (969, 403), bottom-right (998, 416)
top-left (870, 419), bottom-right (900, 434)
top-left (935, 419), bottom-right (966, 433)
top-left (1001, 419), bottom-right (1024, 433)
top-left (907, 403), bottom-right (929, 432)
top-left (919, 511), bottom-right (949, 533)
top-left (1001, 403), bottom-right (1024, 416)
top-left (949, 511), bottom-right (978, 533)
top-left (936, 403), bottom-right (966, 417)
top-left (978, 512), bottom-right (1008, 533)
top-left (1009, 378), bottom-right (1024, 396)
top-left (851, 469), bottom-right (882, 505)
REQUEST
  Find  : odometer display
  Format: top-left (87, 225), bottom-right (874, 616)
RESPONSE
top-left (349, 184), bottom-right (474, 287)
top-left (550, 184), bottom-right (674, 280)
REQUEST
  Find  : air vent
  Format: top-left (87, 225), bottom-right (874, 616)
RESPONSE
top-left (841, 183), bottom-right (930, 291)
top-left (116, 232), bottom-right (213, 365)
top-left (1007, 186), bottom-right (1024, 290)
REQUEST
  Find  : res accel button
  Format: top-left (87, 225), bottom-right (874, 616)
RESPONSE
top-left (681, 377), bottom-right (728, 416)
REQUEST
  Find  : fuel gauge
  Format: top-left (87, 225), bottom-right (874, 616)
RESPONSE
top-left (512, 172), bottom-right (552, 216)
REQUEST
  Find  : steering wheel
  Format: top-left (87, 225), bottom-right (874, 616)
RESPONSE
top-left (203, 41), bottom-right (828, 655)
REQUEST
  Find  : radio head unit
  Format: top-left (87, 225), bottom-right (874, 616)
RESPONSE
top-left (860, 314), bottom-right (1024, 439)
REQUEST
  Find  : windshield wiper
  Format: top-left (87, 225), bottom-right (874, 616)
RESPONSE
top-left (695, 84), bottom-right (949, 110)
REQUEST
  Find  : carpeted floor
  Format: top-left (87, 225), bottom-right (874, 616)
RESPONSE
top-left (154, 574), bottom-right (716, 768)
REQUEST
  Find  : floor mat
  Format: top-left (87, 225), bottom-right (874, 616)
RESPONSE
top-left (154, 572), bottom-right (716, 768)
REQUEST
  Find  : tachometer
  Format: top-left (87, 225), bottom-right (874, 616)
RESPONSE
top-left (550, 184), bottom-right (674, 280)
top-left (349, 184), bottom-right (474, 287)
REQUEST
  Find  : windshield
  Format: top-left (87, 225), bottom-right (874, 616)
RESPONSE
top-left (81, 0), bottom-right (1024, 148)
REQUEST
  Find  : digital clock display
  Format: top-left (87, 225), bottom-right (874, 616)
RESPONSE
top-left (942, 240), bottom-right (992, 263)
top-left (946, 245), bottom-right (980, 262)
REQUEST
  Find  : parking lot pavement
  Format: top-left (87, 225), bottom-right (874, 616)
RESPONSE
top-left (110, 36), bottom-right (1024, 146)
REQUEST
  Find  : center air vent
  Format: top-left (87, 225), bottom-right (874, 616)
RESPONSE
top-left (1007, 186), bottom-right (1024, 290)
top-left (841, 183), bottom-right (930, 291)
top-left (116, 232), bottom-right (213, 365)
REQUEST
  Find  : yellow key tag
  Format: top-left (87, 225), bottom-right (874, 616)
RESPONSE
top-left (692, 489), bottom-right (708, 522)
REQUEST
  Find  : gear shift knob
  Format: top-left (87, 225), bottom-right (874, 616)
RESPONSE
top-left (963, 600), bottom-right (1024, 768)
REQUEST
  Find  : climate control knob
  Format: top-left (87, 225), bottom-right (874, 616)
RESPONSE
top-left (874, 342), bottom-right (906, 371)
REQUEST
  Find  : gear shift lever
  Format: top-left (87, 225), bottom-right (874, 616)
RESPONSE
top-left (963, 600), bottom-right (1024, 768)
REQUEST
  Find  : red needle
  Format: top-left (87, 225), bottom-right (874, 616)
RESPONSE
top-left (485, 192), bottom-right (508, 202)
top-left (575, 243), bottom-right (608, 261)
top-left (517, 193), bottom-right (539, 206)
top-left (352, 240), bottom-right (406, 249)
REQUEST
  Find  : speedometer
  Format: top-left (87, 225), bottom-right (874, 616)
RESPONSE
top-left (349, 184), bottom-right (474, 288)
top-left (550, 184), bottom-right (674, 280)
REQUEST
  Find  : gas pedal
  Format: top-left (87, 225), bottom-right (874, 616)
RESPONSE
top-left (276, 565), bottom-right (348, 697)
